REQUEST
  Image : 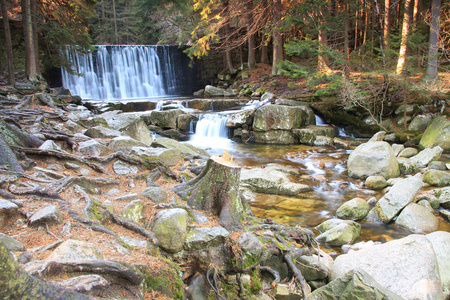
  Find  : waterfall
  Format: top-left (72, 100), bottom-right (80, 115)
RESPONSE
top-left (61, 45), bottom-right (195, 100)
top-left (190, 114), bottom-right (231, 148)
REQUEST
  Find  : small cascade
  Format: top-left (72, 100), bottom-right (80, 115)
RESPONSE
top-left (190, 114), bottom-right (231, 148)
top-left (61, 45), bottom-right (195, 100)
top-left (315, 114), bottom-right (328, 126)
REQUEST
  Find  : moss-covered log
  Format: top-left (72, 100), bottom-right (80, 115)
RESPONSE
top-left (0, 241), bottom-right (94, 299)
top-left (173, 156), bottom-right (244, 231)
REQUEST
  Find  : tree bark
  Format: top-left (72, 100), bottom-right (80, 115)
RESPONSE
top-left (383, 0), bottom-right (391, 51)
top-left (261, 34), bottom-right (269, 64)
top-left (0, 241), bottom-right (94, 299)
top-left (318, 26), bottom-right (331, 73)
top-left (424, 0), bottom-right (441, 81)
top-left (1, 0), bottom-right (15, 86)
top-left (30, 0), bottom-right (40, 76)
top-left (247, 1), bottom-right (256, 69)
top-left (173, 156), bottom-right (244, 231)
top-left (22, 0), bottom-right (37, 81)
top-left (112, 0), bottom-right (118, 44)
top-left (0, 136), bottom-right (23, 173)
top-left (0, 119), bottom-right (43, 148)
top-left (271, 0), bottom-right (283, 76)
top-left (396, 0), bottom-right (412, 75)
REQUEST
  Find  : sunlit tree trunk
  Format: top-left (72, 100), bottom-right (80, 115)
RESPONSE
top-left (247, 1), bottom-right (256, 69)
top-left (413, 0), bottom-right (420, 27)
top-left (318, 26), bottom-right (331, 73)
top-left (383, 0), bottom-right (391, 51)
top-left (424, 0), bottom-right (441, 81)
top-left (354, 0), bottom-right (360, 50)
top-left (344, 0), bottom-right (350, 78)
top-left (272, 0), bottom-right (283, 75)
top-left (396, 0), bottom-right (412, 75)
top-left (1, 0), bottom-right (15, 85)
top-left (224, 0), bottom-right (234, 73)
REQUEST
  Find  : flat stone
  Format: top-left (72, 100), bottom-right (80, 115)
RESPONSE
top-left (120, 235), bottom-right (148, 249)
top-left (184, 227), bottom-right (229, 251)
top-left (425, 231), bottom-right (450, 299)
top-left (0, 233), bottom-right (25, 251)
top-left (395, 203), bottom-right (439, 234)
top-left (78, 139), bottom-right (109, 156)
top-left (29, 205), bottom-right (63, 226)
top-left (108, 136), bottom-right (147, 153)
top-left (113, 160), bottom-right (141, 175)
top-left (84, 126), bottom-right (121, 139)
top-left (398, 147), bottom-right (419, 158)
top-left (64, 162), bottom-right (80, 170)
top-left (410, 146), bottom-right (443, 167)
top-left (51, 275), bottom-right (109, 294)
top-left (114, 193), bottom-right (139, 201)
top-left (45, 239), bottom-right (103, 261)
top-left (140, 187), bottom-right (167, 203)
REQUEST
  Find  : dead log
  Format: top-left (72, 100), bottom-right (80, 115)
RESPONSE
top-left (173, 155), bottom-right (244, 231)
top-left (0, 241), bottom-right (95, 299)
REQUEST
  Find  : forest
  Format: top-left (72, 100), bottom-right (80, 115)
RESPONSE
top-left (0, 0), bottom-right (449, 87)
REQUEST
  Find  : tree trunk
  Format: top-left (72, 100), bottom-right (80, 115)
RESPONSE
top-left (224, 0), bottom-right (234, 73)
top-left (424, 0), bottom-right (441, 81)
top-left (261, 34), bottom-right (269, 64)
top-left (344, 0), bottom-right (350, 63)
top-left (173, 156), bottom-right (244, 231)
top-left (271, 0), bottom-right (283, 76)
top-left (318, 27), bottom-right (331, 73)
top-left (22, 0), bottom-right (37, 81)
top-left (1, 0), bottom-right (15, 86)
top-left (354, 0), bottom-right (360, 50)
top-left (0, 136), bottom-right (23, 173)
top-left (0, 119), bottom-right (44, 148)
top-left (396, 0), bottom-right (412, 75)
top-left (112, 0), bottom-right (118, 44)
top-left (383, 0), bottom-right (391, 51)
top-left (247, 1), bottom-right (256, 69)
top-left (413, 0), bottom-right (420, 26)
top-left (0, 241), bottom-right (93, 299)
top-left (30, 0), bottom-right (40, 75)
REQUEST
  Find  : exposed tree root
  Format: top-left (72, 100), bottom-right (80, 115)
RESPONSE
top-left (284, 253), bottom-right (309, 300)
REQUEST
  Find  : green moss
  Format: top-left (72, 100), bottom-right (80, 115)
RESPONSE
top-left (144, 259), bottom-right (184, 299)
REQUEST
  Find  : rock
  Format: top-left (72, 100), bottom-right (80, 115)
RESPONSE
top-left (0, 233), bottom-right (25, 251)
top-left (113, 160), bottom-right (141, 175)
top-left (184, 227), bottom-right (229, 251)
top-left (120, 235), bottom-right (148, 249)
top-left (121, 200), bottom-right (144, 223)
top-left (417, 199), bottom-right (435, 213)
top-left (330, 234), bottom-right (444, 300)
top-left (103, 112), bottom-right (153, 145)
top-left (0, 199), bottom-right (18, 227)
top-left (241, 165), bottom-right (310, 195)
top-left (261, 92), bottom-right (275, 102)
top-left (364, 176), bottom-right (387, 190)
top-left (438, 188), bottom-right (450, 209)
top-left (368, 131), bottom-right (386, 142)
top-left (150, 109), bottom-right (183, 130)
top-left (151, 208), bottom-right (189, 253)
top-left (422, 169), bottom-right (450, 187)
top-left (29, 205), bottom-right (63, 226)
top-left (253, 130), bottom-right (296, 144)
top-left (391, 144), bottom-right (404, 157)
top-left (425, 231), bottom-right (450, 298)
top-left (45, 239), bottom-right (103, 261)
top-left (276, 283), bottom-right (306, 299)
top-left (84, 126), bottom-right (121, 139)
top-left (342, 240), bottom-right (381, 253)
top-left (193, 89), bottom-right (204, 97)
top-left (226, 110), bottom-right (253, 128)
top-left (224, 89), bottom-right (238, 97)
top-left (39, 140), bottom-right (63, 151)
top-left (51, 275), bottom-right (109, 295)
top-left (410, 146), bottom-right (443, 167)
top-left (177, 114), bottom-right (197, 132)
top-left (253, 105), bottom-right (315, 131)
top-left (408, 114), bottom-right (432, 131)
top-left (395, 203), bottom-right (439, 233)
top-left (108, 136), bottom-right (147, 153)
top-left (333, 137), bottom-right (350, 149)
top-left (428, 161), bottom-right (447, 170)
top-left (419, 116), bottom-right (450, 151)
top-left (397, 157), bottom-right (419, 175)
top-left (398, 147), bottom-right (419, 158)
top-left (77, 116), bottom-right (109, 128)
top-left (78, 139), bottom-right (109, 156)
top-left (308, 269), bottom-right (403, 300)
top-left (152, 138), bottom-right (210, 157)
top-left (130, 146), bottom-right (181, 167)
top-left (315, 219), bottom-right (361, 246)
top-left (238, 232), bottom-right (266, 258)
top-left (64, 120), bottom-right (82, 134)
top-left (395, 104), bottom-right (414, 115)
top-left (141, 187), bottom-right (167, 203)
top-left (293, 125), bottom-right (335, 145)
top-left (295, 254), bottom-right (330, 281)
top-left (204, 85), bottom-right (226, 97)
top-left (440, 209), bottom-right (450, 221)
top-left (347, 141), bottom-right (400, 180)
top-left (79, 168), bottom-right (91, 176)
top-left (372, 174), bottom-right (423, 223)
top-left (335, 197), bottom-right (370, 220)
top-left (185, 273), bottom-right (208, 300)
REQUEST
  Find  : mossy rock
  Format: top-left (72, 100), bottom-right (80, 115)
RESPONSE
top-left (142, 259), bottom-right (184, 299)
top-left (395, 130), bottom-right (422, 144)
top-left (419, 116), bottom-right (450, 151)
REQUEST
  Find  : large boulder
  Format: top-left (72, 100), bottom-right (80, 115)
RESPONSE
top-left (184, 227), bottom-right (229, 251)
top-left (347, 141), bottom-right (400, 180)
top-left (253, 105), bottom-right (315, 131)
top-left (45, 239), bottom-right (103, 261)
top-left (84, 126), bottom-right (121, 139)
top-left (240, 165), bottom-right (310, 195)
top-left (422, 169), bottom-right (450, 187)
top-left (108, 136), bottom-right (147, 153)
top-left (426, 231), bottom-right (450, 298)
top-left (410, 146), bottom-right (443, 167)
top-left (152, 138), bottom-right (210, 157)
top-left (130, 146), bottom-right (181, 167)
top-left (292, 125), bottom-right (335, 145)
top-left (150, 109), bottom-right (184, 130)
top-left (372, 174), bottom-right (423, 223)
top-left (226, 110), bottom-right (253, 128)
top-left (394, 203), bottom-right (439, 233)
top-left (408, 114), bottom-right (432, 131)
top-left (331, 234), bottom-right (444, 300)
top-left (419, 116), bottom-right (450, 151)
top-left (151, 208), bottom-right (189, 253)
top-left (308, 269), bottom-right (403, 300)
top-left (204, 85), bottom-right (226, 97)
top-left (103, 112), bottom-right (153, 145)
top-left (78, 140), bottom-right (109, 156)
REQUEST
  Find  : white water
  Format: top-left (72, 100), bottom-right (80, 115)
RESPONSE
top-left (189, 114), bottom-right (231, 148)
top-left (62, 45), bottom-right (181, 100)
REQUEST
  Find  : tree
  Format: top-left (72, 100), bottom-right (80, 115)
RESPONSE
top-left (22, 0), bottom-right (39, 81)
top-left (247, 0), bottom-right (256, 69)
top-left (383, 0), bottom-right (391, 51)
top-left (424, 0), bottom-right (442, 81)
top-left (396, 0), bottom-right (412, 75)
top-left (1, 0), bottom-right (15, 85)
top-left (272, 0), bottom-right (283, 75)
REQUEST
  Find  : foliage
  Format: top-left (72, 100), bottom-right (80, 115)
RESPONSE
top-left (278, 60), bottom-right (309, 79)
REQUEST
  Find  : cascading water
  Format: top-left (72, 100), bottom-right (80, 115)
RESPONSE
top-left (61, 45), bottom-right (196, 100)
top-left (190, 114), bottom-right (231, 148)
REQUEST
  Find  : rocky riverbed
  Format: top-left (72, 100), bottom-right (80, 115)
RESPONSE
top-left (1, 84), bottom-right (450, 300)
